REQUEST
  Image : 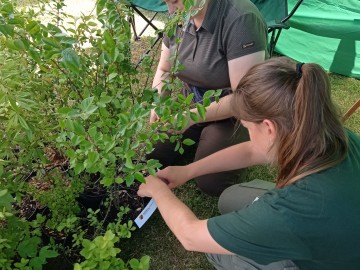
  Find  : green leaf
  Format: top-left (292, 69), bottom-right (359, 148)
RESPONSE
top-left (65, 149), bottom-right (76, 159)
top-left (185, 93), bottom-right (194, 105)
top-left (42, 37), bottom-right (62, 49)
top-left (0, 189), bottom-right (13, 209)
top-left (96, 0), bottom-right (107, 15)
top-left (29, 48), bottom-right (41, 63)
top-left (61, 48), bottom-right (80, 74)
top-left (87, 151), bottom-right (99, 164)
top-left (0, 24), bottom-right (14, 37)
top-left (125, 156), bottom-right (134, 169)
top-left (103, 31), bottom-right (115, 51)
top-left (39, 246), bottom-right (58, 259)
top-left (5, 39), bottom-right (18, 50)
top-left (196, 103), bottom-right (206, 120)
top-left (18, 237), bottom-right (41, 258)
top-left (74, 263), bottom-right (82, 270)
top-left (125, 174), bottom-right (134, 187)
top-left (26, 21), bottom-right (40, 35)
top-left (183, 138), bottom-right (195, 146)
top-left (107, 72), bottom-right (117, 82)
top-left (184, 0), bottom-right (196, 9)
top-left (190, 112), bottom-right (199, 122)
top-left (13, 39), bottom-right (26, 50)
top-left (174, 141), bottom-right (180, 152)
top-left (100, 177), bottom-right (114, 187)
top-left (65, 118), bottom-right (75, 132)
top-left (134, 172), bottom-right (145, 183)
top-left (29, 257), bottom-right (45, 270)
top-left (140, 255), bottom-right (150, 269)
top-left (1, 3), bottom-right (14, 14)
top-left (80, 97), bottom-right (95, 111)
top-left (203, 90), bottom-right (215, 100)
top-left (115, 177), bottom-right (124, 184)
top-left (73, 120), bottom-right (85, 135)
top-left (59, 36), bottom-right (78, 45)
top-left (74, 162), bottom-right (85, 175)
top-left (129, 258), bottom-right (139, 269)
top-left (18, 115), bottom-right (30, 130)
top-left (44, 49), bottom-right (61, 60)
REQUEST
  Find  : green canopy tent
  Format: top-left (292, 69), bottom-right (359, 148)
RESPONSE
top-left (275, 0), bottom-right (360, 79)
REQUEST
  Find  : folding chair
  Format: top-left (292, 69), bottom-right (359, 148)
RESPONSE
top-left (251, 0), bottom-right (304, 57)
top-left (127, 0), bottom-right (167, 67)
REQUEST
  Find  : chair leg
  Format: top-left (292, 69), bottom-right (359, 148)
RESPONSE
top-left (136, 32), bottom-right (164, 69)
top-left (128, 14), bottom-right (139, 41)
top-left (132, 6), bottom-right (159, 33)
top-left (138, 13), bottom-right (158, 37)
top-left (343, 98), bottom-right (360, 122)
top-left (269, 30), bottom-right (276, 57)
top-left (272, 29), bottom-right (282, 55)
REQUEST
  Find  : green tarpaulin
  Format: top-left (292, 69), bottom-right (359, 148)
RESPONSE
top-left (275, 0), bottom-right (360, 78)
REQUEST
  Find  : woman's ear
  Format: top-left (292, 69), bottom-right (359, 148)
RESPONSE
top-left (262, 119), bottom-right (277, 142)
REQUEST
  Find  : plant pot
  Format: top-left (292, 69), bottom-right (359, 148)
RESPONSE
top-left (43, 254), bottom-right (74, 270)
top-left (99, 183), bottom-right (150, 225)
top-left (77, 188), bottom-right (108, 211)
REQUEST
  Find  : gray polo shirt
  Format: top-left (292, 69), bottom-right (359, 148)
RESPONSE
top-left (163, 0), bottom-right (268, 90)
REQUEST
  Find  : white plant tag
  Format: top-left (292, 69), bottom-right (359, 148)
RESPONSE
top-left (134, 198), bottom-right (158, 228)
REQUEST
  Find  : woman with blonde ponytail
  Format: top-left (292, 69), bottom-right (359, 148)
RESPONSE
top-left (138, 57), bottom-right (360, 270)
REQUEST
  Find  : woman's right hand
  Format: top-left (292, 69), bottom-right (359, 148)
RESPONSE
top-left (150, 109), bottom-right (159, 123)
top-left (156, 166), bottom-right (191, 189)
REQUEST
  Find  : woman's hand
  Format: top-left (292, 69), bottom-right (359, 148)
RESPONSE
top-left (156, 166), bottom-right (191, 189)
top-left (138, 175), bottom-right (169, 198)
top-left (150, 109), bottom-right (159, 123)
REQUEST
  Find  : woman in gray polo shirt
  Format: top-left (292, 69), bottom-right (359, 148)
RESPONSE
top-left (147, 0), bottom-right (268, 196)
top-left (139, 57), bottom-right (360, 269)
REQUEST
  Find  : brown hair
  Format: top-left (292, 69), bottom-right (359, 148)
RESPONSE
top-left (232, 57), bottom-right (348, 187)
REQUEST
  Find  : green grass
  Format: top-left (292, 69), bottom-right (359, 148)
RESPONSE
top-left (330, 73), bottom-right (360, 133)
top-left (120, 181), bottom-right (219, 270)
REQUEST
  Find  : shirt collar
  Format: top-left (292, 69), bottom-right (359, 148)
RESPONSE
top-left (201, 0), bottom-right (222, 34)
top-left (182, 0), bottom-right (222, 35)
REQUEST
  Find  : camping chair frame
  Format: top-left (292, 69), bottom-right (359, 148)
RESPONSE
top-left (343, 98), bottom-right (360, 122)
top-left (252, 0), bottom-right (304, 56)
top-left (127, 0), bottom-right (167, 67)
top-left (129, 5), bottom-right (163, 42)
top-left (269, 0), bottom-right (304, 56)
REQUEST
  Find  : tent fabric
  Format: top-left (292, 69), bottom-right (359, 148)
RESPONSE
top-left (275, 0), bottom-right (360, 79)
top-left (251, 0), bottom-right (289, 27)
top-left (129, 0), bottom-right (168, 13)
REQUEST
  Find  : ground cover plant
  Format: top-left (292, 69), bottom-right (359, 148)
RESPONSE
top-left (0, 0), bottom-right (216, 269)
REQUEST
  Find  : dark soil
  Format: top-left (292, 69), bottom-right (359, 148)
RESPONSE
top-left (13, 195), bottom-right (44, 220)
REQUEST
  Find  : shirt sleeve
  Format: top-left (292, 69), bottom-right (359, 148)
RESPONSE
top-left (224, 12), bottom-right (268, 61)
top-left (207, 197), bottom-right (311, 265)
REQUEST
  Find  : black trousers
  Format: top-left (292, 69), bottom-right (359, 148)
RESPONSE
top-left (147, 118), bottom-right (249, 196)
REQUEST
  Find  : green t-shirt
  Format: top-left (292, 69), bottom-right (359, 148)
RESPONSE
top-left (208, 130), bottom-right (360, 270)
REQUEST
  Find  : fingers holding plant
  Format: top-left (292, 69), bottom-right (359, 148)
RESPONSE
top-left (156, 166), bottom-right (191, 189)
top-left (137, 175), bottom-right (170, 198)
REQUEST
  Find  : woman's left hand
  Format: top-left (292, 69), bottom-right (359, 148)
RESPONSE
top-left (138, 175), bottom-right (170, 198)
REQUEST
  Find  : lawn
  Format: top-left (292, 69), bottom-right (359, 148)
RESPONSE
top-left (126, 33), bottom-right (360, 269)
